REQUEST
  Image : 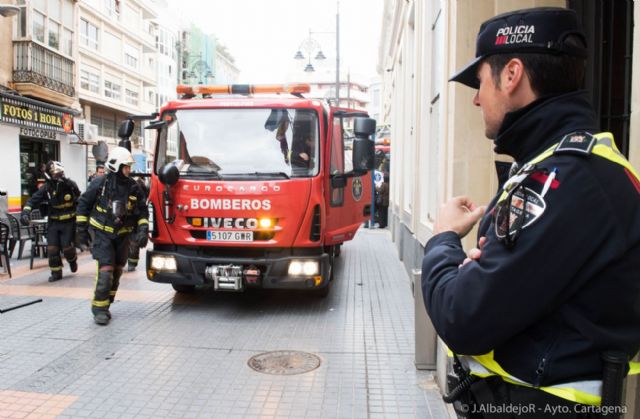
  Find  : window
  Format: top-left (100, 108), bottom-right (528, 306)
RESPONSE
top-left (48, 0), bottom-right (60, 21)
top-left (124, 44), bottom-right (138, 69)
top-left (104, 77), bottom-right (122, 101)
top-left (62, 28), bottom-right (72, 56)
top-left (80, 66), bottom-right (100, 93)
top-left (32, 11), bottom-right (45, 43)
top-left (48, 21), bottom-right (60, 50)
top-left (329, 117), bottom-right (346, 206)
top-left (125, 84), bottom-right (139, 106)
top-left (104, 31), bottom-right (121, 63)
top-left (62, 0), bottom-right (73, 27)
top-left (104, 0), bottom-right (119, 19)
top-left (80, 19), bottom-right (98, 50)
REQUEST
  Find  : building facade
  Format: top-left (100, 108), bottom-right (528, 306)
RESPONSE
top-left (77, 0), bottom-right (158, 176)
top-left (379, 0), bottom-right (638, 414)
top-left (1, 0), bottom-right (83, 212)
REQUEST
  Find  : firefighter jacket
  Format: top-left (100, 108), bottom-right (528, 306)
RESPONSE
top-left (24, 178), bottom-right (80, 222)
top-left (77, 173), bottom-right (148, 237)
top-left (421, 91), bottom-right (640, 395)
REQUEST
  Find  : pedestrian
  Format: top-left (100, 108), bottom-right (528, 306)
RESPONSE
top-left (126, 176), bottom-right (149, 272)
top-left (421, 7), bottom-right (640, 418)
top-left (76, 147), bottom-right (149, 325)
top-left (87, 164), bottom-right (105, 185)
top-left (375, 173), bottom-right (389, 228)
top-left (21, 161), bottom-right (81, 282)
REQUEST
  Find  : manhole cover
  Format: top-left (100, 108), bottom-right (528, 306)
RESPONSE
top-left (248, 350), bottom-right (321, 375)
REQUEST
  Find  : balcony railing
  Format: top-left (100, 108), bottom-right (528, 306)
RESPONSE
top-left (13, 41), bottom-right (75, 97)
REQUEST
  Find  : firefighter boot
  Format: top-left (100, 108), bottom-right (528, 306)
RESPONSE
top-left (63, 246), bottom-right (78, 273)
top-left (127, 262), bottom-right (137, 272)
top-left (92, 270), bottom-right (113, 325)
top-left (48, 270), bottom-right (63, 282)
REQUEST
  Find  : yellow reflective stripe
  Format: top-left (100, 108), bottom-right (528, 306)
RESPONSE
top-left (630, 361), bottom-right (640, 375)
top-left (528, 143), bottom-right (557, 166)
top-left (50, 213), bottom-right (75, 220)
top-left (541, 386), bottom-right (600, 407)
top-left (76, 215), bottom-right (88, 222)
top-left (129, 195), bottom-right (137, 201)
top-left (52, 202), bottom-right (74, 209)
top-left (96, 205), bottom-right (107, 213)
top-left (50, 266), bottom-right (63, 271)
top-left (109, 291), bottom-right (117, 296)
top-left (138, 218), bottom-right (149, 226)
top-left (592, 133), bottom-right (640, 182)
top-left (117, 227), bottom-right (133, 235)
top-left (23, 206), bottom-right (32, 211)
top-left (89, 217), bottom-right (114, 233)
top-left (92, 299), bottom-right (110, 307)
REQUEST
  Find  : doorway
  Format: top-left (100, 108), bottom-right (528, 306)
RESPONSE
top-left (19, 137), bottom-right (59, 206)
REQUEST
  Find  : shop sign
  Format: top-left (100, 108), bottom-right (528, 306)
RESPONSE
top-left (19, 127), bottom-right (56, 140)
top-left (0, 96), bottom-right (74, 133)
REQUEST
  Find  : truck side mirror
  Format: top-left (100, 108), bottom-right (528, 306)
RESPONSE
top-left (118, 119), bottom-right (135, 139)
top-left (352, 117), bottom-right (376, 173)
top-left (159, 163), bottom-right (180, 186)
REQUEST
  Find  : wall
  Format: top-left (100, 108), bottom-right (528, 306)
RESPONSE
top-left (0, 13), bottom-right (13, 86)
top-left (0, 124), bottom-right (22, 210)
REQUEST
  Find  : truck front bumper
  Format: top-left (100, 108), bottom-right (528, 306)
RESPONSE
top-left (146, 247), bottom-right (331, 291)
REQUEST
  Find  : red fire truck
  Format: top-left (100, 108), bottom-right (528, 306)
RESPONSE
top-left (122, 83), bottom-right (375, 297)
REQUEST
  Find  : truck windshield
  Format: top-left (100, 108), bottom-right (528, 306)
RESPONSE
top-left (156, 108), bottom-right (320, 179)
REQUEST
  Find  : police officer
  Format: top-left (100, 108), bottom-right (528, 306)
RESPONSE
top-left (421, 8), bottom-right (640, 417)
top-left (21, 161), bottom-right (81, 282)
top-left (76, 147), bottom-right (148, 325)
top-left (126, 176), bottom-right (148, 272)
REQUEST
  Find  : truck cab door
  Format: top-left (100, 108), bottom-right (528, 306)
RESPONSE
top-left (324, 113), bottom-right (371, 245)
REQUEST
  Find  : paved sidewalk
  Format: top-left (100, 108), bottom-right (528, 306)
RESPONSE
top-left (0, 228), bottom-right (450, 418)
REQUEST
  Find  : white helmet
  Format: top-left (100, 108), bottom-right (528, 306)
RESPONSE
top-left (46, 160), bottom-right (65, 180)
top-left (105, 147), bottom-right (135, 173)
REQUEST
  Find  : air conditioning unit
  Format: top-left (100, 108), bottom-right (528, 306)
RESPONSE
top-left (73, 119), bottom-right (99, 144)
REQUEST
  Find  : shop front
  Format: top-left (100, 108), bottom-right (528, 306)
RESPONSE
top-left (0, 92), bottom-right (83, 212)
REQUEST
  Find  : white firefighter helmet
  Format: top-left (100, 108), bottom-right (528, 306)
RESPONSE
top-left (46, 161), bottom-right (65, 180)
top-left (105, 147), bottom-right (135, 173)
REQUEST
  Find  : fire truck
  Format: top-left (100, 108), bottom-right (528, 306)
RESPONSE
top-left (119, 83), bottom-right (375, 297)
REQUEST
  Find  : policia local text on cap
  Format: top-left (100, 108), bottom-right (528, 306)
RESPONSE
top-left (421, 7), bottom-right (640, 419)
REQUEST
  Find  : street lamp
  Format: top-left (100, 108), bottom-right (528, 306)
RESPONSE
top-left (293, 0), bottom-right (340, 102)
top-left (182, 52), bottom-right (214, 85)
top-left (0, 5), bottom-right (20, 17)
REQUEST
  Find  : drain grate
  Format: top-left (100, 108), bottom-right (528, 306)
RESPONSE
top-left (248, 350), bottom-right (321, 375)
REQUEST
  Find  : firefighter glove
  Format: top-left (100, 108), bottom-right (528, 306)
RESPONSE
top-left (136, 224), bottom-right (149, 248)
top-left (76, 222), bottom-right (90, 251)
top-left (20, 210), bottom-right (31, 226)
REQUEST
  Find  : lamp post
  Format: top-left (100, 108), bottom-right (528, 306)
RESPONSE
top-left (293, 1), bottom-right (340, 103)
top-left (182, 52), bottom-right (214, 85)
top-left (0, 5), bottom-right (19, 17)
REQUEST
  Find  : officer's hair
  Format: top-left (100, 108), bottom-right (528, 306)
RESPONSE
top-left (486, 34), bottom-right (587, 97)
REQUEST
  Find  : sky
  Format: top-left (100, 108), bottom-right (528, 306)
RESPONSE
top-left (170, 0), bottom-right (384, 84)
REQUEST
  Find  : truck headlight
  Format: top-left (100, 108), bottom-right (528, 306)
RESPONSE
top-left (288, 260), bottom-right (318, 276)
top-left (150, 255), bottom-right (177, 272)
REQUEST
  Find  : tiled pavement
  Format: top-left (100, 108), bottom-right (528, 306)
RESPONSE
top-left (0, 228), bottom-right (451, 418)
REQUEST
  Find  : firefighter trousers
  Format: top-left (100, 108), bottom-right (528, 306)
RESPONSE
top-left (47, 221), bottom-right (77, 275)
top-left (90, 229), bottom-right (129, 315)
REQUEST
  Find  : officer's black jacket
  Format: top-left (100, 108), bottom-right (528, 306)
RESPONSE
top-left (422, 91), bottom-right (640, 386)
top-left (25, 178), bottom-right (80, 221)
top-left (77, 173), bottom-right (148, 236)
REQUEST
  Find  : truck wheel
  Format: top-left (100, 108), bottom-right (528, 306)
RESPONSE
top-left (172, 284), bottom-right (196, 293)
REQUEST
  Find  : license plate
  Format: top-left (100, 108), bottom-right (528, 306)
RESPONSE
top-left (206, 231), bottom-right (254, 242)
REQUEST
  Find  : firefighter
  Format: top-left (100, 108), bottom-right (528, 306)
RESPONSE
top-left (21, 161), bottom-right (81, 282)
top-left (76, 147), bottom-right (148, 325)
top-left (421, 8), bottom-right (640, 417)
top-left (126, 176), bottom-right (149, 272)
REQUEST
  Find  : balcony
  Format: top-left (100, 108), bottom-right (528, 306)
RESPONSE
top-left (13, 41), bottom-right (75, 104)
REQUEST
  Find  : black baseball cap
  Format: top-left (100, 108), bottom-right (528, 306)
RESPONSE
top-left (450, 7), bottom-right (587, 89)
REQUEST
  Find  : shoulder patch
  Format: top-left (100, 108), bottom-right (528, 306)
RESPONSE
top-left (555, 131), bottom-right (596, 155)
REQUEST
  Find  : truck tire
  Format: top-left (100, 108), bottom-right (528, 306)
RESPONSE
top-left (172, 284), bottom-right (196, 293)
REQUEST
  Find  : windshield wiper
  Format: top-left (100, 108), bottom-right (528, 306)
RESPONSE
top-left (223, 172), bottom-right (290, 179)
top-left (181, 170), bottom-right (221, 179)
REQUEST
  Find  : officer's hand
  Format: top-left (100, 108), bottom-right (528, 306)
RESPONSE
top-left (76, 223), bottom-right (90, 251)
top-left (20, 211), bottom-right (31, 226)
top-left (433, 196), bottom-right (485, 238)
top-left (461, 236), bottom-right (487, 267)
top-left (136, 225), bottom-right (149, 248)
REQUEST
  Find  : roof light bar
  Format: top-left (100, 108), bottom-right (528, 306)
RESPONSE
top-left (176, 83), bottom-right (310, 97)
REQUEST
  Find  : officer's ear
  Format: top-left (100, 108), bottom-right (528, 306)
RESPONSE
top-left (501, 58), bottom-right (526, 93)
